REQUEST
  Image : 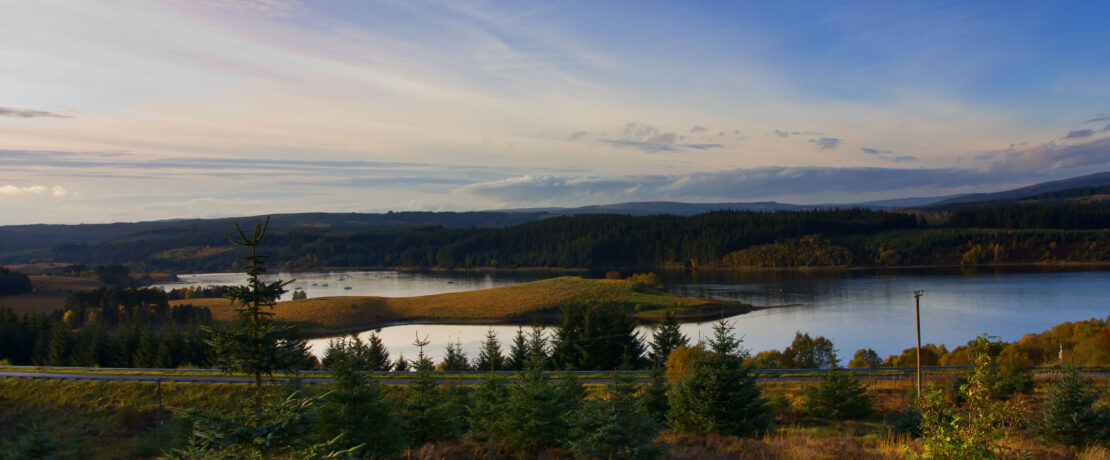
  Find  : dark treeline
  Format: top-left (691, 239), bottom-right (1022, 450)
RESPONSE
top-left (947, 203), bottom-right (1110, 229)
top-left (47, 209), bottom-right (919, 272)
top-left (0, 267), bottom-right (32, 295)
top-left (20, 203), bottom-right (1110, 273)
top-left (0, 287), bottom-right (214, 368)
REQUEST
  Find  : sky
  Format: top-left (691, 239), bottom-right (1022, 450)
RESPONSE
top-left (2, 0), bottom-right (1110, 225)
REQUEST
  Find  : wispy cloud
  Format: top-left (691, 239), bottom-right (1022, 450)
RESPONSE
top-left (1063, 129), bottom-right (1095, 139)
top-left (689, 125), bottom-right (708, 133)
top-left (567, 131), bottom-right (588, 141)
top-left (455, 167), bottom-right (1031, 207)
top-left (811, 138), bottom-right (842, 150)
top-left (1084, 114), bottom-right (1110, 123)
top-left (0, 107), bottom-right (71, 119)
top-left (861, 147), bottom-right (892, 155)
top-left (0, 185), bottom-right (68, 197)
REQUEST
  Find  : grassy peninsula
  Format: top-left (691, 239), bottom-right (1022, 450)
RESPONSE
top-left (174, 276), bottom-right (758, 335)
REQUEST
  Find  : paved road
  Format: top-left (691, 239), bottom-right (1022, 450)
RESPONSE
top-left (2, 367), bottom-right (1104, 386)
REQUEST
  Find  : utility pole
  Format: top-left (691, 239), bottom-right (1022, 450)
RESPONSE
top-left (914, 290), bottom-right (925, 397)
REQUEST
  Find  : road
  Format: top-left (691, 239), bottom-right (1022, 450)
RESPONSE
top-left (1, 366), bottom-right (1104, 386)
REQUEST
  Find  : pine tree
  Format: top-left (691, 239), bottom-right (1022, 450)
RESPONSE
top-left (528, 324), bottom-right (548, 365)
top-left (499, 355), bottom-right (578, 451)
top-left (318, 341), bottom-right (404, 458)
top-left (439, 337), bottom-right (471, 371)
top-left (393, 353), bottom-right (410, 372)
top-left (467, 373), bottom-right (511, 442)
top-left (365, 332), bottom-right (391, 371)
top-left (569, 369), bottom-right (663, 460)
top-left (1037, 367), bottom-right (1109, 446)
top-left (802, 363), bottom-right (872, 420)
top-left (649, 310), bottom-right (688, 365)
top-left (642, 364), bottom-right (669, 424)
top-left (507, 327), bottom-right (529, 371)
top-left (474, 328), bottom-right (506, 372)
top-left (667, 320), bottom-right (770, 437)
top-left (403, 333), bottom-right (463, 446)
top-left (180, 218), bottom-right (322, 458)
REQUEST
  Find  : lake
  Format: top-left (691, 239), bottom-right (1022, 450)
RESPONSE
top-left (155, 267), bottom-right (1110, 363)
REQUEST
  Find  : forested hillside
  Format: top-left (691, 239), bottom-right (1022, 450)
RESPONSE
top-left (4, 204), bottom-right (1110, 272)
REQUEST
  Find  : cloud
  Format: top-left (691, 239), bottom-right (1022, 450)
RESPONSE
top-left (773, 129), bottom-right (790, 138)
top-left (1104, 123), bottom-right (1110, 132)
top-left (861, 147), bottom-right (893, 155)
top-left (567, 131), bottom-right (588, 141)
top-left (0, 107), bottom-right (71, 119)
top-left (599, 122), bottom-right (719, 152)
top-left (1063, 129), bottom-right (1095, 139)
top-left (981, 137), bottom-right (1110, 173)
top-left (0, 185), bottom-right (67, 197)
top-left (689, 125), bottom-right (708, 134)
top-left (811, 138), bottom-right (842, 150)
top-left (455, 167), bottom-right (1035, 207)
top-left (1084, 114), bottom-right (1110, 123)
top-left (890, 155), bottom-right (916, 162)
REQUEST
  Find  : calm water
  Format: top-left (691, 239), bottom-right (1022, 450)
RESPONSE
top-left (158, 268), bottom-right (1110, 362)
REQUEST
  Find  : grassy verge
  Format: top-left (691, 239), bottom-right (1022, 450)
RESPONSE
top-left (173, 276), bottom-right (758, 336)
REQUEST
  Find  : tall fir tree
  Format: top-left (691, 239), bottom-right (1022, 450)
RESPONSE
top-left (667, 320), bottom-right (770, 437)
top-left (403, 333), bottom-right (463, 447)
top-left (507, 327), bottom-right (529, 371)
top-left (569, 368), bottom-right (663, 460)
top-left (649, 310), bottom-right (688, 364)
top-left (474, 328), bottom-right (506, 372)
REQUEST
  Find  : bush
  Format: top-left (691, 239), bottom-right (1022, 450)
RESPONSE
top-left (626, 272), bottom-right (663, 291)
top-left (605, 271), bottom-right (622, 280)
top-left (802, 366), bottom-right (872, 420)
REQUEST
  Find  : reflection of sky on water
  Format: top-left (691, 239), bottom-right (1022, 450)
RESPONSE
top-left (161, 269), bottom-right (1110, 363)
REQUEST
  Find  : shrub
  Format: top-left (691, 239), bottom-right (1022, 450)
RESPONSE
top-left (911, 335), bottom-right (1019, 459)
top-left (626, 272), bottom-right (663, 291)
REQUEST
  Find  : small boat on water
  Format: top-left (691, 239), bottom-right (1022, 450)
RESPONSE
top-left (294, 286), bottom-right (302, 290)
top-left (311, 283), bottom-right (318, 286)
top-left (321, 283), bottom-right (329, 287)
top-left (343, 286), bottom-right (352, 290)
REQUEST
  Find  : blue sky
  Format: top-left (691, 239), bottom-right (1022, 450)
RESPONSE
top-left (1, 0), bottom-right (1109, 224)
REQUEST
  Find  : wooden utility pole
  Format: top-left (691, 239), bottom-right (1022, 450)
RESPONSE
top-left (914, 290), bottom-right (925, 397)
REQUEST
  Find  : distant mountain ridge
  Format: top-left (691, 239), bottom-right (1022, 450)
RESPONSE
top-left (2, 171), bottom-right (1108, 263)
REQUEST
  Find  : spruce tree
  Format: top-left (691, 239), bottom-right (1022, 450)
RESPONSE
top-left (499, 355), bottom-right (577, 451)
top-left (1037, 367), bottom-right (1109, 446)
top-left (365, 332), bottom-right (391, 371)
top-left (570, 369), bottom-right (663, 460)
top-left (649, 310), bottom-right (688, 364)
top-left (180, 218), bottom-right (321, 458)
top-left (667, 320), bottom-right (770, 437)
top-left (507, 327), bottom-right (529, 371)
top-left (467, 373), bottom-right (511, 442)
top-left (439, 337), bottom-right (471, 371)
top-left (402, 333), bottom-right (463, 446)
top-left (802, 363), bottom-right (872, 420)
top-left (642, 364), bottom-right (669, 424)
top-left (474, 328), bottom-right (506, 372)
top-left (318, 341), bottom-right (404, 458)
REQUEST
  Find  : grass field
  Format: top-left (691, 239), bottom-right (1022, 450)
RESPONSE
top-left (174, 276), bottom-right (757, 335)
top-left (0, 275), bottom-right (105, 316)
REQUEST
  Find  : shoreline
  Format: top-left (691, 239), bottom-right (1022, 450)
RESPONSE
top-left (292, 302), bottom-right (800, 340)
top-left (167, 260), bottom-right (1110, 277)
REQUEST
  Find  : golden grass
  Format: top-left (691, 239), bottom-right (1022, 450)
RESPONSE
top-left (0, 275), bottom-right (104, 315)
top-left (176, 276), bottom-right (753, 335)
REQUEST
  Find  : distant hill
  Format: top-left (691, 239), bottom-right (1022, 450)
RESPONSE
top-left (926, 172), bottom-right (1110, 209)
top-left (498, 201), bottom-right (836, 216)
